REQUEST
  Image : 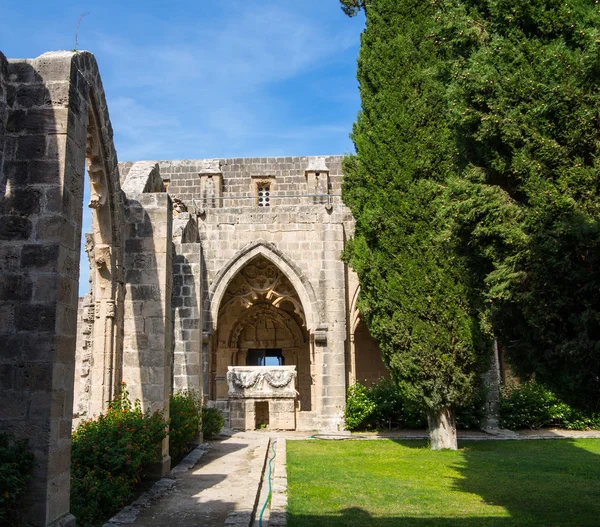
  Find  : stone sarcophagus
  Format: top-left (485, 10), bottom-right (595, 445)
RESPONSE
top-left (227, 366), bottom-right (297, 430)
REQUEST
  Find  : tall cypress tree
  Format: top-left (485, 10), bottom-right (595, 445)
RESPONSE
top-left (341, 0), bottom-right (490, 449)
top-left (444, 0), bottom-right (600, 411)
top-left (343, 0), bottom-right (600, 417)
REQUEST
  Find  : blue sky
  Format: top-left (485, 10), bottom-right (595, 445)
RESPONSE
top-left (0, 0), bottom-right (364, 160)
top-left (0, 1), bottom-right (364, 295)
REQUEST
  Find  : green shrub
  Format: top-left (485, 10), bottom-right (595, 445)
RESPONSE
top-left (345, 382), bottom-right (378, 431)
top-left (500, 381), bottom-right (600, 430)
top-left (0, 433), bottom-right (35, 525)
top-left (169, 391), bottom-right (201, 460)
top-left (345, 379), bottom-right (485, 431)
top-left (71, 385), bottom-right (168, 527)
top-left (456, 388), bottom-right (487, 430)
top-left (345, 379), bottom-right (427, 431)
top-left (202, 407), bottom-right (224, 439)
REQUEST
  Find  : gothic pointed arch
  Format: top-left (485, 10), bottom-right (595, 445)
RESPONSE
top-left (228, 303), bottom-right (305, 349)
top-left (208, 240), bottom-right (321, 332)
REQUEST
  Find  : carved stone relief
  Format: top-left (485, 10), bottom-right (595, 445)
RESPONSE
top-left (227, 366), bottom-right (297, 398)
top-left (219, 255), bottom-right (306, 326)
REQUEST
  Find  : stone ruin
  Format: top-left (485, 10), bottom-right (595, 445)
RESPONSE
top-left (0, 50), bottom-right (501, 526)
top-left (0, 50), bottom-right (391, 526)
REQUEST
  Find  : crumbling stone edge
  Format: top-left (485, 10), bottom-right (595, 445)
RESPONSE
top-left (103, 444), bottom-right (208, 526)
top-left (269, 439), bottom-right (288, 526)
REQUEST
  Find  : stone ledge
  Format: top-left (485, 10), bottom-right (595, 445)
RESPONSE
top-left (269, 439), bottom-right (288, 526)
top-left (103, 443), bottom-right (209, 526)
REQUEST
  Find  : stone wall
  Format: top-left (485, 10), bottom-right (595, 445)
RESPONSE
top-left (0, 52), bottom-right (7, 182)
top-left (172, 242), bottom-right (202, 393)
top-left (0, 50), bottom-right (125, 527)
top-left (123, 192), bottom-right (173, 474)
top-left (159, 155), bottom-right (344, 208)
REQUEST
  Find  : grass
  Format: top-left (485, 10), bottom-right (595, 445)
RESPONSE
top-left (286, 439), bottom-right (600, 527)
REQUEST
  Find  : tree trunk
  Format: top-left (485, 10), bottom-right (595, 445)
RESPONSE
top-left (427, 407), bottom-right (457, 450)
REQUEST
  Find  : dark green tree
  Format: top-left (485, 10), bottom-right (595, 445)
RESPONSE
top-left (341, 0), bottom-right (490, 449)
top-left (343, 0), bottom-right (600, 418)
top-left (443, 0), bottom-right (600, 412)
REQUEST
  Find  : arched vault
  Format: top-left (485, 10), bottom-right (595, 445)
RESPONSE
top-left (208, 240), bottom-right (321, 333)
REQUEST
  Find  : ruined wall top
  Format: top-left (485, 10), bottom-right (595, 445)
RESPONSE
top-left (123, 155), bottom-right (345, 210)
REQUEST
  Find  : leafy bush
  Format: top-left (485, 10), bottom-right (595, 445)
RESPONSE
top-left (202, 407), bottom-right (224, 439)
top-left (345, 379), bottom-right (411, 431)
top-left (500, 381), bottom-right (600, 430)
top-left (345, 382), bottom-right (378, 431)
top-left (345, 379), bottom-right (485, 431)
top-left (169, 391), bottom-right (201, 460)
top-left (71, 385), bottom-right (168, 527)
top-left (0, 433), bottom-right (35, 525)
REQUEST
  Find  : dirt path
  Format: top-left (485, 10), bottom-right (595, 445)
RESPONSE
top-left (122, 434), bottom-right (269, 527)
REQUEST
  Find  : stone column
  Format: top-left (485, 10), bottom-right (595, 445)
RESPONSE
top-left (123, 193), bottom-right (173, 475)
top-left (0, 54), bottom-right (87, 526)
top-left (172, 242), bottom-right (203, 394)
top-left (316, 222), bottom-right (347, 430)
top-left (482, 340), bottom-right (502, 430)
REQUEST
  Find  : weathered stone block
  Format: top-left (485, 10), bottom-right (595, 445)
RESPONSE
top-left (15, 303), bottom-right (56, 331)
top-left (0, 215), bottom-right (32, 240)
top-left (0, 274), bottom-right (33, 301)
top-left (16, 134), bottom-right (47, 160)
top-left (21, 243), bottom-right (59, 270)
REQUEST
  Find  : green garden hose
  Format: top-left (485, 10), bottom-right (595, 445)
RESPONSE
top-left (258, 439), bottom-right (278, 527)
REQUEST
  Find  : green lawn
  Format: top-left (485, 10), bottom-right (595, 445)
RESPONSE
top-left (286, 439), bottom-right (600, 527)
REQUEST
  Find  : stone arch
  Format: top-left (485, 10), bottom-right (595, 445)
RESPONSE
top-left (71, 52), bottom-right (126, 417)
top-left (349, 284), bottom-right (361, 334)
top-left (0, 50), bottom-right (125, 526)
top-left (347, 285), bottom-right (388, 385)
top-left (208, 240), bottom-right (321, 333)
top-left (228, 303), bottom-right (305, 349)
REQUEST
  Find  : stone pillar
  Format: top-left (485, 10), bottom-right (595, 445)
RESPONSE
top-left (316, 223), bottom-right (347, 430)
top-left (0, 54), bottom-right (88, 526)
top-left (172, 242), bottom-right (203, 394)
top-left (123, 193), bottom-right (173, 475)
top-left (0, 52), bottom-right (7, 179)
top-left (202, 330), bottom-right (211, 400)
top-left (482, 340), bottom-right (502, 429)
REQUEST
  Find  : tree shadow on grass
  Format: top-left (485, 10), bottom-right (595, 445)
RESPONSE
top-left (288, 438), bottom-right (600, 527)
top-left (451, 438), bottom-right (600, 526)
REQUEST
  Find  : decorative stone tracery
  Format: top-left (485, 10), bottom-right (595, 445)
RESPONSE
top-left (219, 255), bottom-right (306, 326)
top-left (211, 254), bottom-right (312, 413)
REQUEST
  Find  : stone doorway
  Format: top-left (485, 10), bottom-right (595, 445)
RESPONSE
top-left (211, 254), bottom-right (313, 423)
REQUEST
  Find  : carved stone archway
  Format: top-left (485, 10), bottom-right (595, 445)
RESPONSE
top-left (208, 240), bottom-right (321, 333)
top-left (0, 51), bottom-right (125, 527)
top-left (211, 254), bottom-right (313, 412)
top-left (82, 86), bottom-right (126, 417)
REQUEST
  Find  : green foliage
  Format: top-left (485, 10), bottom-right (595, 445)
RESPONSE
top-left (70, 385), bottom-right (168, 527)
top-left (339, 0), bottom-right (366, 17)
top-left (0, 434), bottom-right (35, 526)
top-left (169, 391), bottom-right (201, 460)
top-left (345, 379), bottom-right (485, 431)
top-left (343, 0), bottom-right (600, 416)
top-left (201, 407), bottom-right (224, 440)
top-left (440, 0), bottom-right (600, 412)
top-left (345, 380), bottom-right (392, 431)
top-left (499, 381), bottom-right (600, 430)
top-left (341, 0), bottom-right (491, 424)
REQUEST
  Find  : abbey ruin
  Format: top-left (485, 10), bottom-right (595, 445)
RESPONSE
top-left (0, 50), bottom-right (399, 526)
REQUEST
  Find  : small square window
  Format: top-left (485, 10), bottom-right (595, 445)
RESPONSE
top-left (257, 184), bottom-right (270, 207)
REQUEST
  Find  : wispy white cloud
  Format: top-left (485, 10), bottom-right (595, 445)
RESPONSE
top-left (84, 1), bottom-right (361, 161)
